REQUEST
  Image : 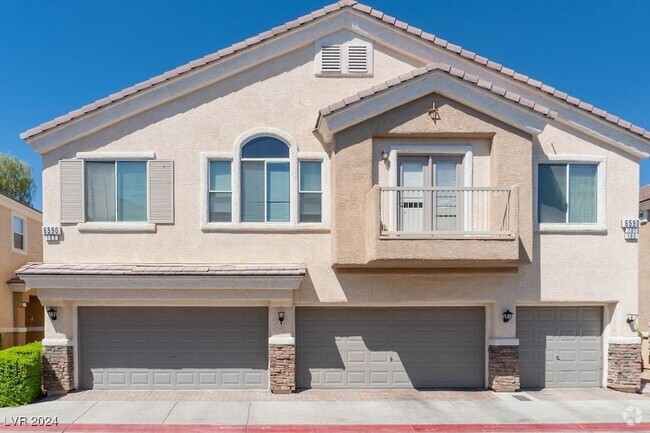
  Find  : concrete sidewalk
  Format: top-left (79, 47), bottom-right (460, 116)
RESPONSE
top-left (1, 388), bottom-right (650, 432)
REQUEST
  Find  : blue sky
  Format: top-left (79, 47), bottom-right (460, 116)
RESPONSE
top-left (1, 0), bottom-right (649, 210)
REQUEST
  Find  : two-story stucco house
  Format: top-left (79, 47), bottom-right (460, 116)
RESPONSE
top-left (0, 192), bottom-right (43, 348)
top-left (18, 1), bottom-right (650, 394)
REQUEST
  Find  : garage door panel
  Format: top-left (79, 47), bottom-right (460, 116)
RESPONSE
top-left (517, 307), bottom-right (602, 389)
top-left (79, 307), bottom-right (268, 390)
top-left (297, 307), bottom-right (485, 389)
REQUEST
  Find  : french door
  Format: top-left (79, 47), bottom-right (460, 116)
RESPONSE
top-left (398, 156), bottom-right (462, 233)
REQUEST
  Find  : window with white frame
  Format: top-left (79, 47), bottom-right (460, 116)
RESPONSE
top-left (12, 215), bottom-right (25, 251)
top-left (299, 161), bottom-right (322, 223)
top-left (209, 160), bottom-right (232, 222)
top-left (538, 163), bottom-right (598, 224)
top-left (206, 135), bottom-right (325, 225)
top-left (84, 161), bottom-right (147, 222)
top-left (241, 137), bottom-right (291, 222)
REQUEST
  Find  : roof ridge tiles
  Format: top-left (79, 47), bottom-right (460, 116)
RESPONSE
top-left (20, 1), bottom-right (649, 142)
top-left (319, 62), bottom-right (558, 121)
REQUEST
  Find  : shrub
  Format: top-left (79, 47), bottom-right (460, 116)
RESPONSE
top-left (0, 342), bottom-right (42, 407)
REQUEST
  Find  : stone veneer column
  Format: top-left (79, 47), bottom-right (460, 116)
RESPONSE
top-left (607, 338), bottom-right (642, 393)
top-left (42, 345), bottom-right (74, 393)
top-left (269, 343), bottom-right (295, 393)
top-left (488, 344), bottom-right (520, 392)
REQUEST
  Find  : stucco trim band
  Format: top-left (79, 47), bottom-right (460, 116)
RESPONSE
top-left (75, 152), bottom-right (156, 160)
top-left (77, 222), bottom-right (156, 233)
top-left (269, 336), bottom-right (295, 346)
top-left (43, 338), bottom-right (74, 347)
top-left (488, 338), bottom-right (519, 346)
top-left (609, 337), bottom-right (642, 345)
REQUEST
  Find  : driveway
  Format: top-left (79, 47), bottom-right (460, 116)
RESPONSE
top-left (1, 388), bottom-right (650, 432)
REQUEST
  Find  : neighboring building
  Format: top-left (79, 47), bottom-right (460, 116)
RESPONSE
top-left (18, 1), bottom-right (650, 394)
top-left (639, 185), bottom-right (650, 368)
top-left (0, 192), bottom-right (43, 348)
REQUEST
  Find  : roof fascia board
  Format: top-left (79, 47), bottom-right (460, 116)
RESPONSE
top-left (19, 274), bottom-right (303, 290)
top-left (318, 72), bottom-right (547, 142)
top-left (0, 194), bottom-right (42, 220)
top-left (24, 10), bottom-right (352, 155)
top-left (345, 11), bottom-right (650, 156)
top-left (34, 287), bottom-right (295, 305)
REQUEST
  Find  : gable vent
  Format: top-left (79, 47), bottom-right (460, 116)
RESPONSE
top-left (320, 45), bottom-right (341, 72)
top-left (347, 45), bottom-right (368, 73)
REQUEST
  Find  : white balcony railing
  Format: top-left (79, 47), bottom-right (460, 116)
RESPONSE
top-left (379, 186), bottom-right (515, 237)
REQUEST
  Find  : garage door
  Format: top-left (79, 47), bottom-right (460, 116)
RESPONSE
top-left (517, 306), bottom-right (602, 388)
top-left (296, 307), bottom-right (485, 389)
top-left (79, 307), bottom-right (268, 389)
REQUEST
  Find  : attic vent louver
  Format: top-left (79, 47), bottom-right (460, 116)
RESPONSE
top-left (320, 46), bottom-right (341, 72)
top-left (347, 45), bottom-right (368, 73)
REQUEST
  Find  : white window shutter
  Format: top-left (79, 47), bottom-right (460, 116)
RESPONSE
top-left (347, 45), bottom-right (368, 73)
top-left (148, 160), bottom-right (174, 224)
top-left (59, 159), bottom-right (84, 223)
top-left (320, 45), bottom-right (341, 72)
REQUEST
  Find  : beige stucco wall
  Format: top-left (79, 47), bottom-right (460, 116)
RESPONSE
top-left (31, 29), bottom-right (642, 348)
top-left (0, 195), bottom-right (42, 347)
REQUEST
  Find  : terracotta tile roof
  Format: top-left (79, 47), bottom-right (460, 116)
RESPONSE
top-left (16, 263), bottom-right (306, 277)
top-left (318, 62), bottom-right (558, 120)
top-left (20, 0), bottom-right (650, 142)
top-left (640, 185), bottom-right (650, 203)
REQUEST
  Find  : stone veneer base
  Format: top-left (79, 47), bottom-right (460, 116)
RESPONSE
top-left (607, 343), bottom-right (642, 393)
top-left (488, 345), bottom-right (520, 392)
top-left (43, 345), bottom-right (74, 394)
top-left (269, 344), bottom-right (295, 393)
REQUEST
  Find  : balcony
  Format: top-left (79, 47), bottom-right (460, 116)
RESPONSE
top-left (349, 185), bottom-right (521, 268)
top-left (379, 186), bottom-right (515, 238)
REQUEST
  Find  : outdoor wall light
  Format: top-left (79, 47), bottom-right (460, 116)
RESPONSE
top-left (502, 309), bottom-right (513, 323)
top-left (47, 307), bottom-right (57, 321)
top-left (278, 311), bottom-right (285, 325)
top-left (381, 151), bottom-right (389, 161)
top-left (18, 302), bottom-right (27, 308)
top-left (627, 314), bottom-right (639, 324)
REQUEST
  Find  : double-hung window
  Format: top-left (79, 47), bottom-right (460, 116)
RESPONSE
top-left (299, 161), bottom-right (322, 223)
top-left (13, 216), bottom-right (25, 251)
top-left (209, 160), bottom-right (232, 222)
top-left (538, 163), bottom-right (598, 224)
top-left (85, 161), bottom-right (147, 222)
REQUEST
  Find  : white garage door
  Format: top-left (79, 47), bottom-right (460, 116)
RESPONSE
top-left (79, 307), bottom-right (268, 389)
top-left (296, 307), bottom-right (485, 389)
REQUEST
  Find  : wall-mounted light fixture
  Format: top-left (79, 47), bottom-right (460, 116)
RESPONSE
top-left (18, 302), bottom-right (27, 308)
top-left (47, 307), bottom-right (57, 321)
top-left (627, 314), bottom-right (639, 324)
top-left (278, 311), bottom-right (285, 325)
top-left (503, 309), bottom-right (513, 323)
top-left (381, 151), bottom-right (389, 161)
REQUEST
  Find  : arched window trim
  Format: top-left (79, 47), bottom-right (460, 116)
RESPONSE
top-left (233, 128), bottom-right (298, 224)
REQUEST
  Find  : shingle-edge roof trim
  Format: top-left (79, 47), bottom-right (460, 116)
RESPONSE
top-left (318, 62), bottom-right (558, 122)
top-left (16, 263), bottom-right (306, 277)
top-left (21, 0), bottom-right (650, 142)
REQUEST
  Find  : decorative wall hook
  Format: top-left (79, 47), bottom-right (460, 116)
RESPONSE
top-left (428, 103), bottom-right (441, 123)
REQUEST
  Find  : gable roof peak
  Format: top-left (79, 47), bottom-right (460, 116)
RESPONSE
top-left (20, 0), bottom-right (650, 147)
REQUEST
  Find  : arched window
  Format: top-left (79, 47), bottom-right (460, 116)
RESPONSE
top-left (241, 137), bottom-right (290, 222)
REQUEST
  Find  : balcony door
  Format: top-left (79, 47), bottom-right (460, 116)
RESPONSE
top-left (398, 156), bottom-right (462, 233)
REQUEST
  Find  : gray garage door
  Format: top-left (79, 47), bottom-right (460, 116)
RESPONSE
top-left (517, 306), bottom-right (602, 389)
top-left (79, 307), bottom-right (268, 390)
top-left (296, 307), bottom-right (485, 389)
